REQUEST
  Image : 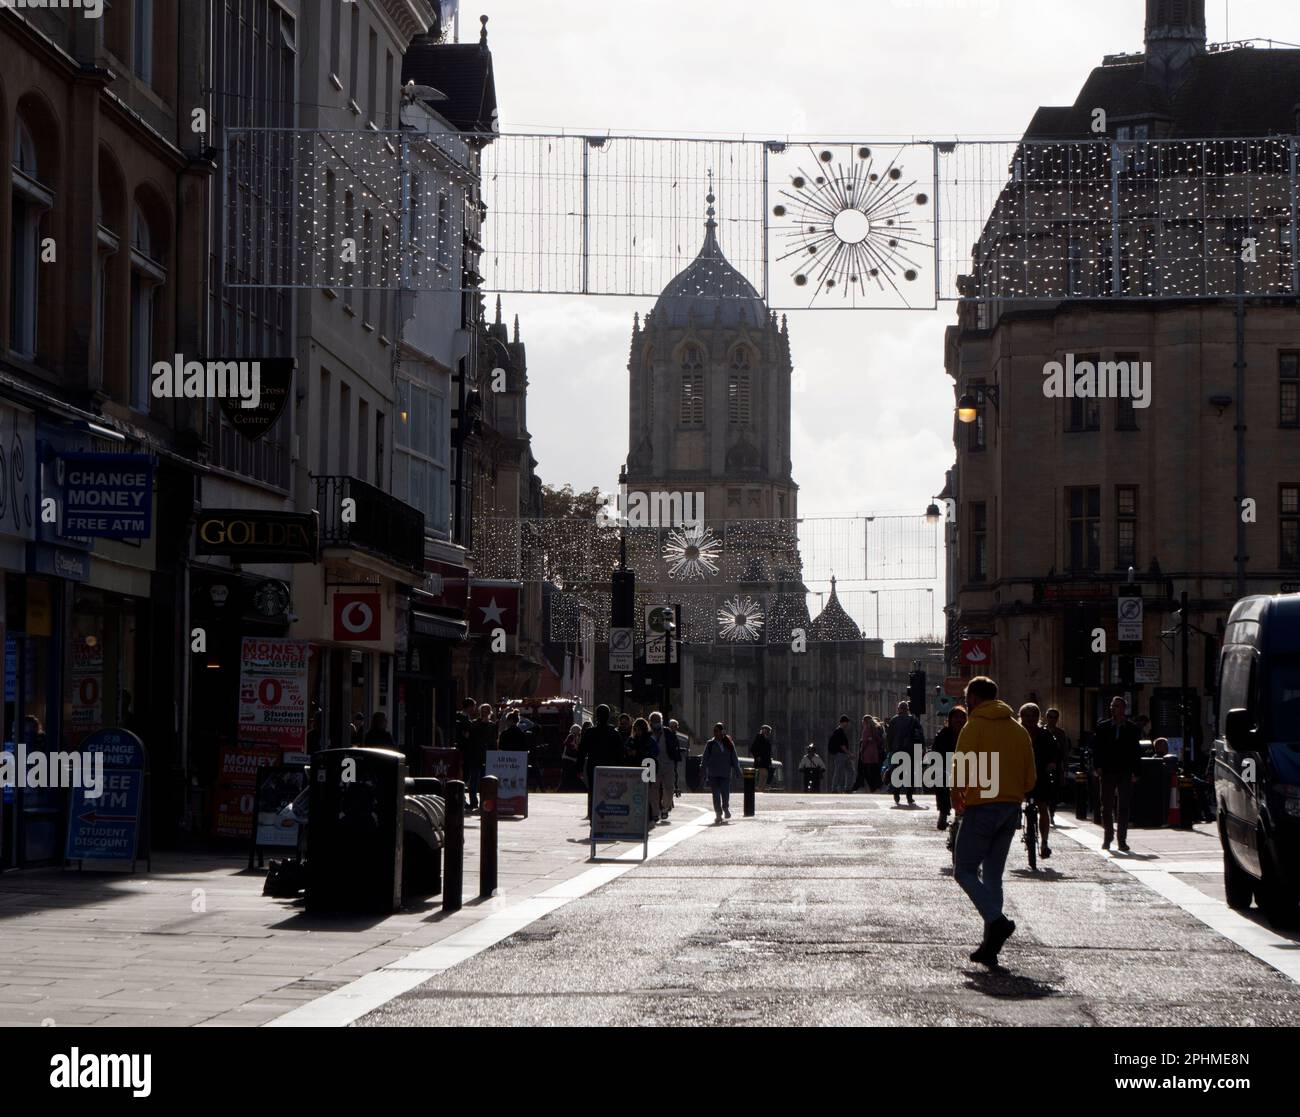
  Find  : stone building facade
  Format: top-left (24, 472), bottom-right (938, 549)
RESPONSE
top-left (945, 1), bottom-right (1300, 761)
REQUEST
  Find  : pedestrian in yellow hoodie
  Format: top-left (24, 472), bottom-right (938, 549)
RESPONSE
top-left (949, 675), bottom-right (1037, 967)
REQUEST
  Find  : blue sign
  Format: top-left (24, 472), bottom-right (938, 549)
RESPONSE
top-left (61, 453), bottom-right (153, 540)
top-left (65, 729), bottom-right (147, 864)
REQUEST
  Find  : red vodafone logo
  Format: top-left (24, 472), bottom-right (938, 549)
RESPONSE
top-left (333, 592), bottom-right (381, 641)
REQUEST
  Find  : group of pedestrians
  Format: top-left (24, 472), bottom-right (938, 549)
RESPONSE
top-left (452, 700), bottom-right (532, 812)
top-left (577, 705), bottom-right (684, 826)
top-left (796, 699), bottom-right (929, 802)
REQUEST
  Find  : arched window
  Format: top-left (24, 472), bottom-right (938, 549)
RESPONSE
top-left (680, 345), bottom-right (703, 371)
top-left (129, 201), bottom-right (166, 411)
top-left (10, 116), bottom-right (52, 359)
top-left (729, 346), bottom-right (752, 371)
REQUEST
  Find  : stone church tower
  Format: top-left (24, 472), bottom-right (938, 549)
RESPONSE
top-left (623, 189), bottom-right (804, 747)
top-left (626, 189), bottom-right (797, 526)
top-left (618, 190), bottom-right (917, 767)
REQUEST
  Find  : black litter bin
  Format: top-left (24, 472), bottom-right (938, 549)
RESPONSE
top-left (306, 747), bottom-right (406, 913)
top-left (1130, 756), bottom-right (1172, 829)
top-left (686, 754), bottom-right (703, 791)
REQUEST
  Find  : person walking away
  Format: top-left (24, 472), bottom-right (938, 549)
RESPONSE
top-left (798, 743), bottom-right (826, 792)
top-left (497, 710), bottom-right (528, 750)
top-left (668, 718), bottom-right (684, 804)
top-left (932, 705), bottom-right (967, 830)
top-left (580, 705), bottom-right (625, 822)
top-left (828, 716), bottom-right (853, 793)
top-left (1018, 703), bottom-right (1058, 860)
top-left (1092, 695), bottom-right (1142, 852)
top-left (561, 723), bottom-right (583, 791)
top-left (886, 700), bottom-right (924, 806)
top-left (950, 676), bottom-right (1037, 968)
top-left (362, 711), bottom-right (396, 747)
top-left (649, 712), bottom-right (676, 822)
top-left (702, 723), bottom-right (743, 823)
top-left (852, 715), bottom-right (881, 792)
top-left (629, 717), bottom-right (659, 825)
top-left (1043, 708), bottom-right (1071, 824)
top-left (465, 704), bottom-right (496, 813)
top-left (616, 713), bottom-right (634, 761)
top-left (751, 725), bottom-right (774, 791)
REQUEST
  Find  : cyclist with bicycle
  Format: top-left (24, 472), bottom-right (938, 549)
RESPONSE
top-left (1017, 702), bottom-right (1060, 862)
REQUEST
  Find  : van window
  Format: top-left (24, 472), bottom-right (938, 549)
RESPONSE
top-left (1218, 646), bottom-right (1255, 741)
top-left (1268, 655), bottom-right (1300, 741)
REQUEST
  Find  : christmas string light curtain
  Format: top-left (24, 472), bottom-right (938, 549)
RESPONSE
top-left (222, 130), bottom-right (1299, 303)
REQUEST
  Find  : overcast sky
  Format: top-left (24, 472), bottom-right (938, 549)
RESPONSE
top-left (471, 0), bottom-right (1300, 637)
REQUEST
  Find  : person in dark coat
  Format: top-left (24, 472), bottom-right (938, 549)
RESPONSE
top-left (885, 700), bottom-right (924, 806)
top-left (1018, 702), bottom-right (1059, 860)
top-left (497, 710), bottom-right (528, 750)
top-left (828, 716), bottom-right (853, 793)
top-left (750, 725), bottom-right (774, 791)
top-left (362, 711), bottom-right (396, 748)
top-left (1092, 695), bottom-right (1143, 852)
top-left (931, 705), bottom-right (967, 830)
top-left (465, 704), bottom-right (496, 813)
top-left (701, 723), bottom-right (743, 823)
top-left (579, 705), bottom-right (625, 821)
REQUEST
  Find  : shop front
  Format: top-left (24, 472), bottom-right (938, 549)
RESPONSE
top-left (2, 412), bottom-right (159, 869)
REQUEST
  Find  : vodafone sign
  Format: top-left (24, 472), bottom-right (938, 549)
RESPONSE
top-left (960, 637), bottom-right (993, 667)
top-left (333, 592), bottom-right (382, 642)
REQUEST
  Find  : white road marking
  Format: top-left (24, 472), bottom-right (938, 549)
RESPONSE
top-left (1056, 820), bottom-right (1300, 985)
top-left (264, 809), bottom-right (713, 1027)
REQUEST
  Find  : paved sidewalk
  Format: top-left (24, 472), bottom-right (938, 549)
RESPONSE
top-left (0, 793), bottom-right (682, 1027)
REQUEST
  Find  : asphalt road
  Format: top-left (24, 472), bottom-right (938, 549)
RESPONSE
top-left (357, 793), bottom-right (1300, 1027)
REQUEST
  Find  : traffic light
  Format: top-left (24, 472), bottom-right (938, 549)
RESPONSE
top-left (907, 670), bottom-right (927, 716)
top-left (611, 569), bottom-right (635, 628)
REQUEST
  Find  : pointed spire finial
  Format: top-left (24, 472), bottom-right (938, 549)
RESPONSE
top-left (513, 314), bottom-right (520, 342)
top-left (495, 294), bottom-right (502, 324)
top-left (479, 14), bottom-right (489, 48)
top-left (705, 169), bottom-right (716, 229)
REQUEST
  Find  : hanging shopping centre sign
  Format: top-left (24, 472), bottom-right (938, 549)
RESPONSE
top-left (61, 453), bottom-right (153, 540)
top-left (214, 356), bottom-right (295, 441)
top-left (223, 129), bottom-right (1300, 308)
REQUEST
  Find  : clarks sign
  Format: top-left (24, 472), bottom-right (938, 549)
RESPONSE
top-left (195, 511), bottom-right (318, 563)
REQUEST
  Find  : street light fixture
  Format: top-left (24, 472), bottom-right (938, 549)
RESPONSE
top-left (956, 384), bottom-right (999, 424)
top-left (925, 501), bottom-right (942, 523)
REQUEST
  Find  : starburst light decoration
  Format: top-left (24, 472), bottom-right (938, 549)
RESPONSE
top-left (663, 524), bottom-right (722, 580)
top-left (772, 144), bottom-right (931, 307)
top-left (717, 595), bottom-right (766, 644)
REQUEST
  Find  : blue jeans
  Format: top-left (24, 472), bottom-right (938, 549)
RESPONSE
top-left (710, 777), bottom-right (731, 815)
top-left (953, 801), bottom-right (1020, 927)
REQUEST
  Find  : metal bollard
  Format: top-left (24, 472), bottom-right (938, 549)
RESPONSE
top-left (1075, 771), bottom-right (1088, 820)
top-left (480, 775), bottom-right (499, 898)
top-left (443, 779), bottom-right (464, 913)
top-left (743, 767), bottom-right (756, 817)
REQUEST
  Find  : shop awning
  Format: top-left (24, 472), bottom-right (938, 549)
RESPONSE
top-left (412, 609), bottom-right (468, 641)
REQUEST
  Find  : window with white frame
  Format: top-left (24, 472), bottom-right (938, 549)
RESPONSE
top-left (395, 377), bottom-right (450, 537)
top-left (129, 204), bottom-right (165, 411)
top-left (10, 117), bottom-right (51, 359)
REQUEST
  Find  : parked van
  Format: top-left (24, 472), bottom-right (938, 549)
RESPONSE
top-left (1214, 595), bottom-right (1300, 926)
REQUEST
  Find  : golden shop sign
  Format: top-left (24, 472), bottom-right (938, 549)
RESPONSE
top-left (195, 510), bottom-right (318, 563)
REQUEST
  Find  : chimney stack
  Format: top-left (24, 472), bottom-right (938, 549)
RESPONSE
top-left (1144, 0), bottom-right (1207, 94)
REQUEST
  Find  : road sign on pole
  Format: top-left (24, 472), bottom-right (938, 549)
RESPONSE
top-left (609, 626), bottom-right (633, 672)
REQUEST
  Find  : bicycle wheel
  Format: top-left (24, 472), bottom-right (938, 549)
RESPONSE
top-left (1024, 803), bottom-right (1037, 871)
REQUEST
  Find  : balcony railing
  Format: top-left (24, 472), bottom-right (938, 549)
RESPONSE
top-left (313, 475), bottom-right (425, 573)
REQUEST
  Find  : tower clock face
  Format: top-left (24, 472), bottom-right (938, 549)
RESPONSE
top-left (252, 579), bottom-right (291, 618)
